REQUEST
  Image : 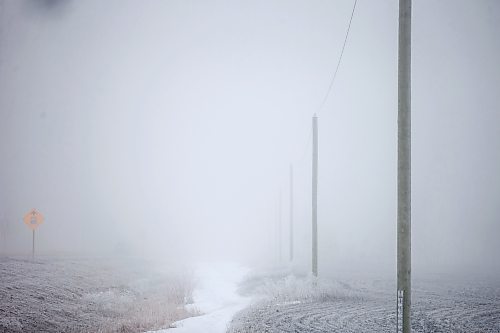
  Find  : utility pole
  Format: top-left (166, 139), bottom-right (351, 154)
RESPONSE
top-left (278, 191), bottom-right (282, 263)
top-left (312, 114), bottom-right (318, 277)
top-left (397, 1), bottom-right (411, 333)
top-left (289, 164), bottom-right (294, 262)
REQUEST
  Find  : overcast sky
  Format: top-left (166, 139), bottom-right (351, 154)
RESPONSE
top-left (0, 0), bottom-right (499, 278)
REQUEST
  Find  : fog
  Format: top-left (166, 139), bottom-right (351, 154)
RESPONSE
top-left (1, 0), bottom-right (499, 278)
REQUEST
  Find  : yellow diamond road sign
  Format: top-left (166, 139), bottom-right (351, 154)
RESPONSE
top-left (23, 209), bottom-right (44, 230)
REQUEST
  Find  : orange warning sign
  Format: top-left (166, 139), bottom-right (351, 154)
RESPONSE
top-left (23, 209), bottom-right (44, 230)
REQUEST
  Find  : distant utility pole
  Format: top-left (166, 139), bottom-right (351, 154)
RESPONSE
top-left (289, 164), bottom-right (294, 262)
top-left (312, 114), bottom-right (318, 277)
top-left (0, 212), bottom-right (7, 254)
top-left (278, 191), bottom-right (283, 263)
top-left (397, 0), bottom-right (412, 333)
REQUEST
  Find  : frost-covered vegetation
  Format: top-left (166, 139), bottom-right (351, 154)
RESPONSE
top-left (229, 268), bottom-right (500, 333)
top-left (253, 274), bottom-right (364, 304)
top-left (0, 256), bottom-right (193, 333)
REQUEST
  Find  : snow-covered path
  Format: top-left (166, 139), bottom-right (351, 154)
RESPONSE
top-left (148, 262), bottom-right (250, 333)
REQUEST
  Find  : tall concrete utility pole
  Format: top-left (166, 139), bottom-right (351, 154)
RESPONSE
top-left (312, 114), bottom-right (318, 277)
top-left (289, 164), bottom-right (294, 262)
top-left (397, 0), bottom-right (411, 333)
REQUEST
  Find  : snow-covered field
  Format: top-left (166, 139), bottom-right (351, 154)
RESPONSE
top-left (228, 270), bottom-right (500, 333)
top-left (2, 258), bottom-right (499, 333)
top-left (0, 256), bottom-right (192, 333)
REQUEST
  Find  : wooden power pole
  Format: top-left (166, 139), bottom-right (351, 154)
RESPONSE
top-left (397, 0), bottom-right (412, 332)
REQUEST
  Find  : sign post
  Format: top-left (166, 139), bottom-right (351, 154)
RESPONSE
top-left (23, 209), bottom-right (44, 260)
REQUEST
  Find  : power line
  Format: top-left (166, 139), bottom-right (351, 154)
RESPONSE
top-left (318, 0), bottom-right (358, 113)
top-left (289, 0), bottom-right (358, 165)
top-left (286, 1), bottom-right (358, 213)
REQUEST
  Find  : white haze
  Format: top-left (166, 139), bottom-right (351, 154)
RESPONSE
top-left (0, 0), bottom-right (499, 278)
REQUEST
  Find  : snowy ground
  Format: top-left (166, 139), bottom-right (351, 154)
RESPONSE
top-left (0, 256), bottom-right (192, 333)
top-left (148, 262), bottom-right (250, 333)
top-left (227, 270), bottom-right (500, 333)
top-left (2, 257), bottom-right (499, 333)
